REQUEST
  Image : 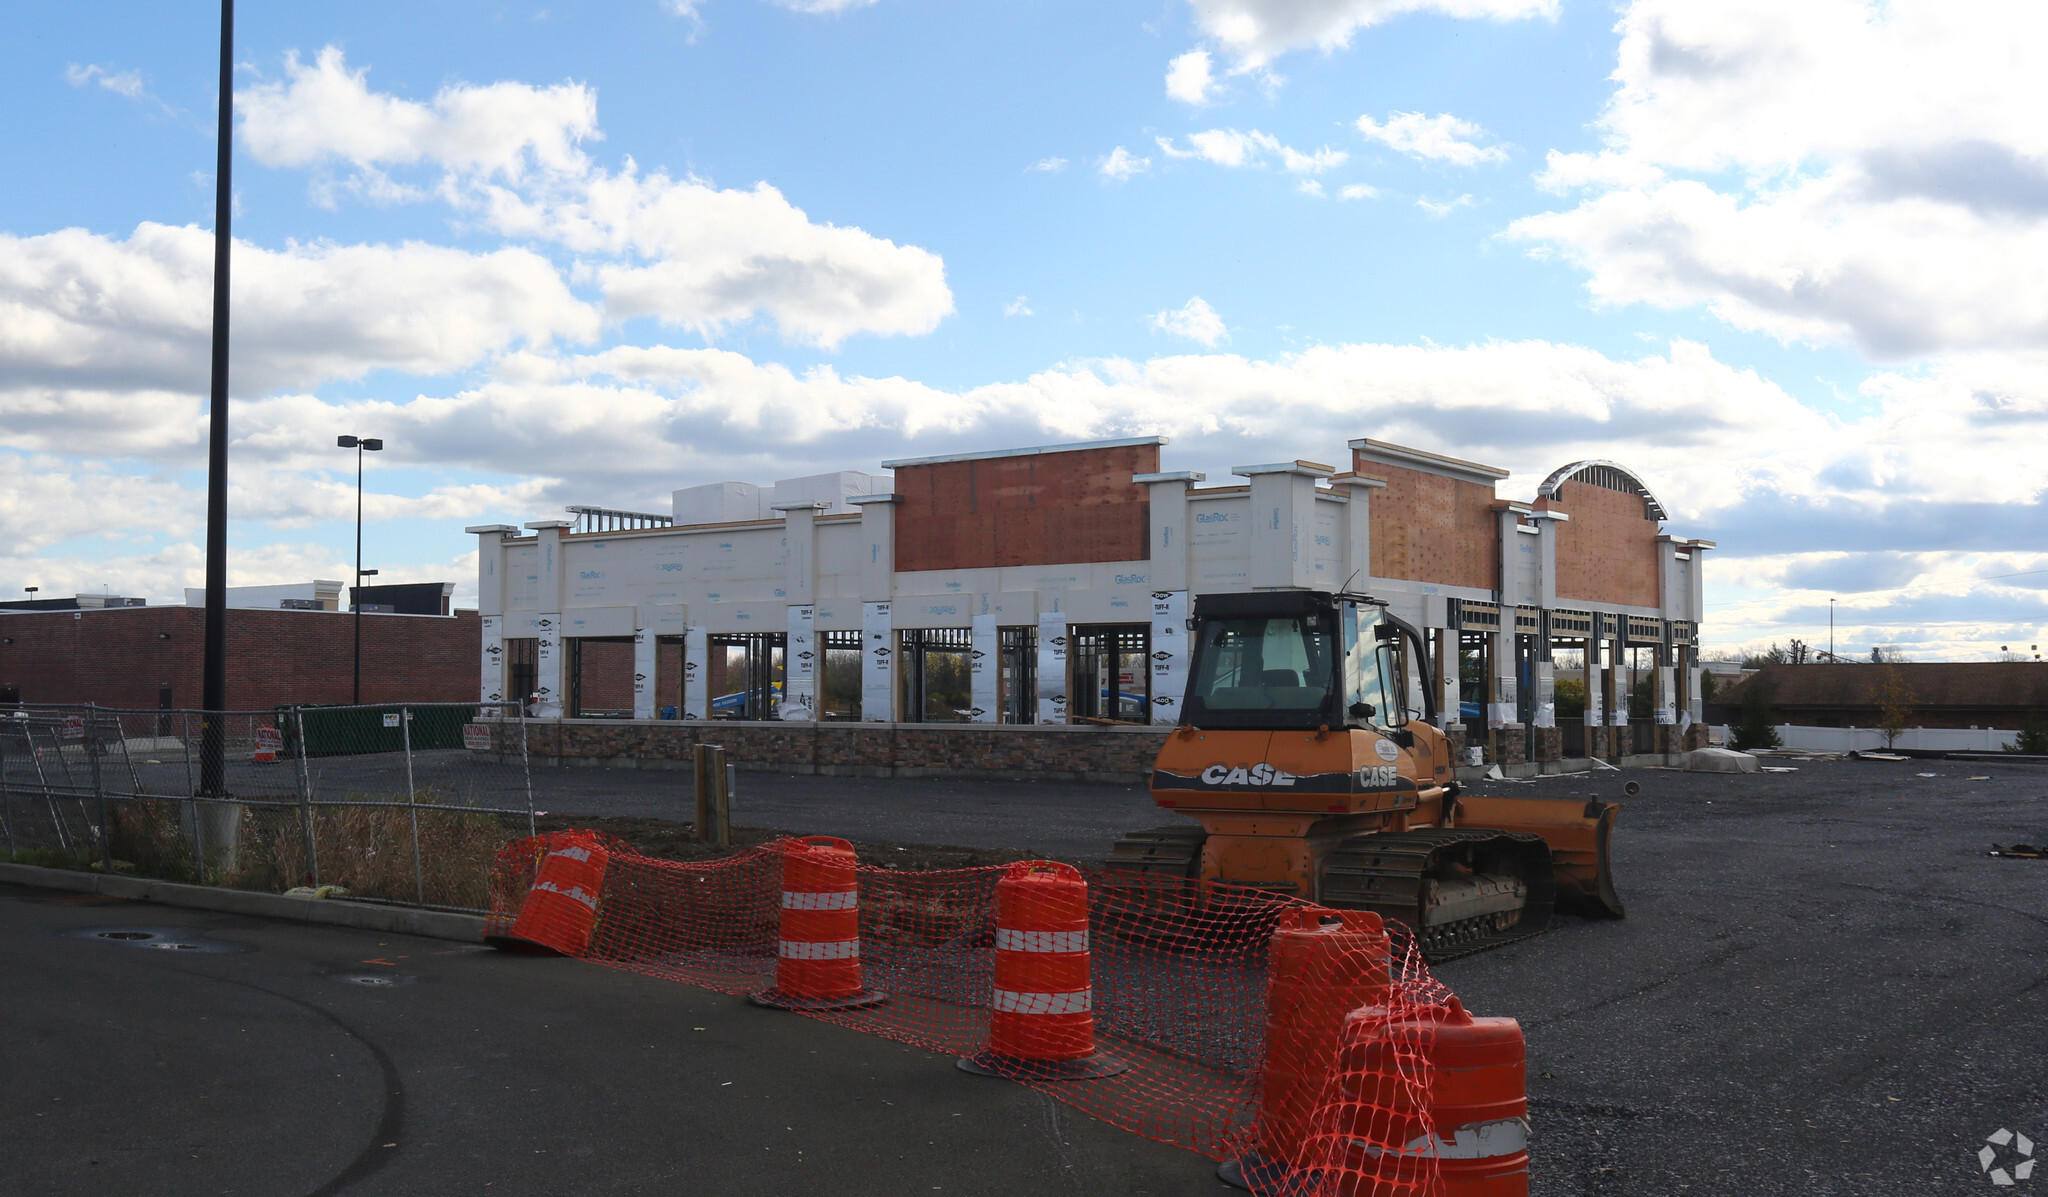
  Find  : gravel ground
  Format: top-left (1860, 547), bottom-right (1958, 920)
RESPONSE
top-left (1444, 756), bottom-right (2048, 1195)
top-left (522, 752), bottom-right (2048, 1193)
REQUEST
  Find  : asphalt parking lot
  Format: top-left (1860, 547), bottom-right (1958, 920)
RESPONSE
top-left (0, 884), bottom-right (1217, 1197)
top-left (7, 756), bottom-right (2045, 1195)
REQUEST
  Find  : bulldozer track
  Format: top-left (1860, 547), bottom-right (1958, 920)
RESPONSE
top-left (1320, 828), bottom-right (1557, 963)
top-left (1104, 824), bottom-right (1560, 963)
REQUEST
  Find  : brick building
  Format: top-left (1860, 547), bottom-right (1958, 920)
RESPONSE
top-left (1706, 663), bottom-right (2048, 731)
top-left (0, 606), bottom-right (480, 711)
top-left (470, 435), bottom-right (1714, 766)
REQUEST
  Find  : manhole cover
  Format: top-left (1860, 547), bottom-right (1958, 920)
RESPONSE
top-left (330, 971), bottom-right (419, 988)
top-left (69, 928), bottom-right (251, 953)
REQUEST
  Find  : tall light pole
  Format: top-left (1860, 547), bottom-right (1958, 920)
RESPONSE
top-left (200, 0), bottom-right (234, 800)
top-left (337, 435), bottom-right (383, 703)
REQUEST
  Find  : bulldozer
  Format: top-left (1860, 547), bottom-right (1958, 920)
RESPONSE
top-left (1107, 589), bottom-right (1626, 960)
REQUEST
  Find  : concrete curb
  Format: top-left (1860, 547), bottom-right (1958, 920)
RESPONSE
top-left (0, 862), bottom-right (486, 943)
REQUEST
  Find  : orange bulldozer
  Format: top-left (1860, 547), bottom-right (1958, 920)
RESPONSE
top-left (1107, 589), bottom-right (1626, 961)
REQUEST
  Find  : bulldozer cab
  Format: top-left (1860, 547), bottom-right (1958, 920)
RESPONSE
top-left (1181, 590), bottom-right (1432, 734)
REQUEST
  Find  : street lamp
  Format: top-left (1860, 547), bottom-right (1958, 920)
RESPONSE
top-left (337, 435), bottom-right (384, 703)
top-left (23, 586), bottom-right (37, 603)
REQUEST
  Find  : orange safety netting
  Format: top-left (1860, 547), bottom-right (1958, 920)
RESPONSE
top-left (489, 832), bottom-right (1495, 1197)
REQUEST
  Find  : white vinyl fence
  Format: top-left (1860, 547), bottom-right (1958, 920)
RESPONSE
top-left (1709, 724), bottom-right (2019, 753)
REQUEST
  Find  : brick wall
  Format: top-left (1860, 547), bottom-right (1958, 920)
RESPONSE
top-left (0, 607), bottom-right (478, 710)
top-left (893, 443), bottom-right (1159, 572)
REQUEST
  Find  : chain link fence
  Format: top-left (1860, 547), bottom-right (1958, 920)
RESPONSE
top-left (0, 702), bottom-right (533, 913)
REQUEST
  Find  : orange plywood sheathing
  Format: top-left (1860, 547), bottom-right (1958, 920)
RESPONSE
top-left (958, 861), bottom-right (1126, 1080)
top-left (487, 830), bottom-right (617, 956)
top-left (751, 836), bottom-right (887, 1010)
top-left (1360, 459), bottom-right (1501, 592)
top-left (893, 442), bottom-right (1161, 572)
top-left (1218, 906), bottom-right (1392, 1190)
top-left (1545, 479), bottom-right (1661, 609)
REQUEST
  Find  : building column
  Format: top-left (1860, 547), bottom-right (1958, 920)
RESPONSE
top-left (1582, 638), bottom-right (1604, 761)
top-left (524, 520), bottom-right (572, 718)
top-left (465, 523), bottom-right (517, 707)
top-left (970, 612), bottom-right (999, 723)
top-left (631, 626), bottom-right (657, 720)
top-left (1234, 460), bottom-right (1331, 589)
top-left (849, 493), bottom-right (898, 723)
top-left (1333, 472), bottom-right (1386, 592)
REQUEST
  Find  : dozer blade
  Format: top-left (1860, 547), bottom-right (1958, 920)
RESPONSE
top-left (1454, 795), bottom-right (1625, 919)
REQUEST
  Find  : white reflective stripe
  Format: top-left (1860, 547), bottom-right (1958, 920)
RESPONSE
top-left (781, 890), bottom-right (859, 910)
top-left (778, 939), bottom-right (860, 960)
top-left (547, 846), bottom-right (592, 864)
top-left (996, 928), bottom-right (1088, 954)
top-left (1352, 1118), bottom-right (1529, 1160)
top-left (533, 880), bottom-right (598, 910)
top-left (991, 988), bottom-right (1092, 1014)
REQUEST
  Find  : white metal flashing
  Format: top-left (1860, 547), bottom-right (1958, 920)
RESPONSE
top-left (523, 519), bottom-right (575, 530)
top-left (1133, 470), bottom-right (1206, 484)
top-left (1231, 460), bottom-right (1335, 478)
top-left (845, 493), bottom-right (900, 505)
top-left (880, 436), bottom-right (1167, 470)
top-left (1348, 438), bottom-right (1510, 483)
top-left (464, 524), bottom-right (519, 534)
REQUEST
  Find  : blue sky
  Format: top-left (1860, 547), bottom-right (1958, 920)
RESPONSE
top-left (3, 0), bottom-right (2044, 660)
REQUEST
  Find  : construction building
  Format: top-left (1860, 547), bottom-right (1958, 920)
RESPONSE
top-left (469, 437), bottom-right (1713, 767)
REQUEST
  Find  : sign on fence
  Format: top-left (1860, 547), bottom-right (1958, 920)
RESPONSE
top-left (59, 715), bottom-right (85, 741)
top-left (382, 712), bottom-right (402, 728)
top-left (253, 726), bottom-right (284, 757)
top-left (462, 723), bottom-right (493, 752)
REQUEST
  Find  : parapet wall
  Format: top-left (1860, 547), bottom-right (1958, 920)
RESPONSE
top-left (521, 719), bottom-right (1173, 783)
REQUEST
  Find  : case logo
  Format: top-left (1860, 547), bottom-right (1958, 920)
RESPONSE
top-left (1200, 763), bottom-right (1297, 787)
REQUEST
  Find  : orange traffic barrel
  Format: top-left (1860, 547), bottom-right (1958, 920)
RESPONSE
top-left (1218, 906), bottom-right (1391, 1190)
top-left (750, 837), bottom-right (886, 1011)
top-left (489, 831), bottom-right (611, 956)
top-left (958, 861), bottom-right (1126, 1080)
top-left (1328, 996), bottom-right (1530, 1196)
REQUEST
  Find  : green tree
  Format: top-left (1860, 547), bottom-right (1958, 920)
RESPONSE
top-left (1700, 670), bottom-right (1721, 704)
top-left (2008, 710), bottom-right (2048, 754)
top-left (1873, 664), bottom-right (1916, 749)
top-left (1552, 676), bottom-right (1586, 721)
top-left (1729, 678), bottom-right (1782, 751)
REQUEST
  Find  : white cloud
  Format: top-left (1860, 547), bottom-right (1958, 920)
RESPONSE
top-left (1416, 193), bottom-right (1476, 218)
top-left (1166, 50), bottom-right (1219, 105)
top-left (1150, 297), bottom-right (1228, 346)
top-left (1356, 111), bottom-right (1507, 165)
top-left (1004, 296), bottom-right (1033, 318)
top-left (238, 46), bottom-right (951, 349)
top-left (1339, 183), bottom-right (1381, 200)
top-left (65, 63), bottom-right (146, 99)
top-left (1028, 157), bottom-right (1068, 173)
top-left (1099, 146), bottom-right (1151, 180)
top-left (1156, 129), bottom-right (1348, 173)
top-left (239, 47), bottom-right (599, 181)
top-left (0, 222), bottom-right (599, 404)
top-left (770, 0), bottom-right (881, 11)
top-left (1510, 0), bottom-right (2048, 359)
top-left (1297, 179), bottom-right (1327, 198)
top-left (1186, 0), bottom-right (1558, 69)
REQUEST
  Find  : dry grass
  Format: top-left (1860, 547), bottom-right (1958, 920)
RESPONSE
top-left (106, 788), bottom-right (509, 909)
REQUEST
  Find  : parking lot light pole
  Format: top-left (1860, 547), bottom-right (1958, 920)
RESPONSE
top-left (337, 435), bottom-right (383, 704)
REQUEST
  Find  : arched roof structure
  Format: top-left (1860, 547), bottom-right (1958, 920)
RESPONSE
top-left (1537, 460), bottom-right (1668, 522)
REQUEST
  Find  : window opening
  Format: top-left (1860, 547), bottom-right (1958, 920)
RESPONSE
top-left (1069, 625), bottom-right (1151, 722)
top-left (820, 630), bottom-right (863, 721)
top-left (900, 628), bottom-right (973, 722)
top-left (998, 627), bottom-right (1036, 724)
top-left (709, 633), bottom-right (786, 719)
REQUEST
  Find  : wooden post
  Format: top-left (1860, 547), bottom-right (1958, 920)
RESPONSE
top-left (692, 743), bottom-right (716, 842)
top-left (716, 756), bottom-right (733, 848)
